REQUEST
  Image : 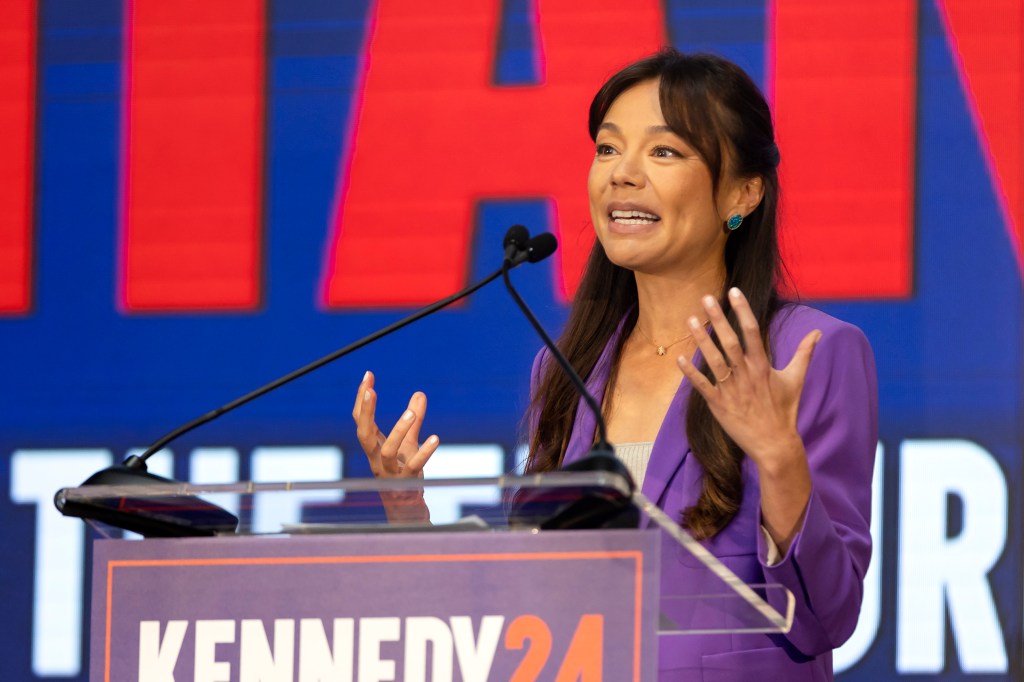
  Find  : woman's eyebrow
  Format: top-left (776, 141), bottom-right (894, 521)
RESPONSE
top-left (597, 121), bottom-right (676, 136)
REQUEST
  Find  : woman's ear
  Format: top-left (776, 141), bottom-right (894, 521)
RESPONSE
top-left (724, 173), bottom-right (765, 220)
top-left (735, 176), bottom-right (764, 217)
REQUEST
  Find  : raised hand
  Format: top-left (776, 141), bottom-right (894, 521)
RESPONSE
top-left (676, 288), bottom-right (819, 468)
top-left (676, 288), bottom-right (818, 551)
top-left (352, 371), bottom-right (440, 521)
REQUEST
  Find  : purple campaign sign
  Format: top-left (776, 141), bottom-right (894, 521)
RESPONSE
top-left (91, 530), bottom-right (659, 681)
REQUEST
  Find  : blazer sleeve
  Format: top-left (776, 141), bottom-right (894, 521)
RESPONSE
top-left (756, 319), bottom-right (879, 656)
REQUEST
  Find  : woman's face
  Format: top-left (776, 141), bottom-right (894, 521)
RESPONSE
top-left (588, 79), bottom-right (733, 277)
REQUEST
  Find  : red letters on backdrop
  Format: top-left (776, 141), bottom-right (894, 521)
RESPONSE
top-left (4, 1), bottom-right (1021, 314)
top-left (320, 0), bottom-right (665, 306)
top-left (328, 0), bottom-right (926, 305)
top-left (940, 0), bottom-right (1023, 269)
top-left (119, 0), bottom-right (265, 311)
top-left (0, 0), bottom-right (35, 314)
top-left (772, 0), bottom-right (917, 298)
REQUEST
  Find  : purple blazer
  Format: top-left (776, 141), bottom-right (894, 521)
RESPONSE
top-left (531, 305), bottom-right (878, 681)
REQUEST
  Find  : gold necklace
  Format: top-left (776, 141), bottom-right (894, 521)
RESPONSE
top-left (634, 321), bottom-right (707, 356)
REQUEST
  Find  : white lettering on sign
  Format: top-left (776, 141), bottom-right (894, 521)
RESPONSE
top-left (404, 617), bottom-right (454, 682)
top-left (13, 444), bottom-right (512, 675)
top-left (897, 439), bottom-right (1008, 673)
top-left (195, 619), bottom-right (235, 682)
top-left (834, 443), bottom-right (884, 672)
top-left (10, 448), bottom-right (112, 677)
top-left (250, 447), bottom-right (343, 533)
top-left (139, 620), bottom-right (188, 682)
top-left (189, 447), bottom-right (242, 516)
top-left (357, 617), bottom-right (400, 682)
top-left (452, 615), bottom-right (505, 681)
top-left (240, 619), bottom-right (295, 681)
top-left (10, 439), bottom-right (1018, 678)
top-left (422, 444), bottom-right (504, 524)
top-left (133, 615), bottom-right (595, 680)
top-left (299, 618), bottom-right (355, 682)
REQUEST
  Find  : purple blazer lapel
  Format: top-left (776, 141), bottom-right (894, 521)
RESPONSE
top-left (641, 378), bottom-right (693, 507)
top-left (561, 316), bottom-right (695, 511)
top-left (644, 346), bottom-right (705, 507)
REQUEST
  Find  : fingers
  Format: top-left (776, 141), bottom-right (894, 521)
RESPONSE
top-left (786, 330), bottom-right (822, 386)
top-left (380, 408), bottom-right (417, 475)
top-left (682, 287), bottom-right (772, 398)
top-left (378, 395), bottom-right (436, 476)
top-left (354, 379), bottom-right (383, 472)
top-left (726, 288), bottom-right (768, 369)
top-left (676, 353), bottom-right (717, 400)
top-left (700, 294), bottom-right (744, 373)
top-left (352, 373), bottom-right (437, 478)
top-left (352, 370), bottom-right (375, 422)
top-left (692, 289), bottom-right (771, 382)
top-left (402, 434), bottom-right (440, 476)
top-left (403, 392), bottom-right (427, 450)
top-left (687, 313), bottom-right (733, 384)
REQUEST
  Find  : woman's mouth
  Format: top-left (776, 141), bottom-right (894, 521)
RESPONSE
top-left (610, 209), bottom-right (661, 225)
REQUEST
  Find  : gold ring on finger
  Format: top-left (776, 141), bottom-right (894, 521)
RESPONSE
top-left (717, 369), bottom-right (733, 385)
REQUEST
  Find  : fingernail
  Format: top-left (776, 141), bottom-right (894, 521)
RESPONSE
top-left (402, 410), bottom-right (414, 421)
top-left (729, 287), bottom-right (741, 299)
top-left (702, 295), bottom-right (716, 308)
top-left (689, 316), bottom-right (701, 329)
top-left (677, 355), bottom-right (689, 366)
top-left (363, 371), bottom-right (371, 382)
top-left (814, 330), bottom-right (823, 343)
top-left (364, 390), bottom-right (371, 402)
top-left (426, 435), bottom-right (439, 445)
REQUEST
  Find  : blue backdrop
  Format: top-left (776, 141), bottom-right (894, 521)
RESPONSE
top-left (1, 0), bottom-right (1021, 679)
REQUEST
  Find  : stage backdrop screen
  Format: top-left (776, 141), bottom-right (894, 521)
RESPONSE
top-left (1, 1), bottom-right (1021, 680)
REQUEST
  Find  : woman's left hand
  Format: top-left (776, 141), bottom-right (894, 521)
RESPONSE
top-left (677, 288), bottom-right (820, 551)
top-left (676, 287), bottom-right (820, 472)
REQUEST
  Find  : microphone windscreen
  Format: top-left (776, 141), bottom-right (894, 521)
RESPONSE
top-left (503, 224), bottom-right (530, 250)
top-left (526, 233), bottom-right (558, 263)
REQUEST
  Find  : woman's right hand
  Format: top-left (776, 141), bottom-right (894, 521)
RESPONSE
top-left (352, 371), bottom-right (440, 521)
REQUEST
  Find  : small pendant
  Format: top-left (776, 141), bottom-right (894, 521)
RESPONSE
top-left (657, 346), bottom-right (666, 356)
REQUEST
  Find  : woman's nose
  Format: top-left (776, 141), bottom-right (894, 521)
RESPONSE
top-left (610, 153), bottom-right (644, 187)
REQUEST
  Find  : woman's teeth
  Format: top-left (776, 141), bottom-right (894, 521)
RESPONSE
top-left (611, 210), bottom-right (660, 225)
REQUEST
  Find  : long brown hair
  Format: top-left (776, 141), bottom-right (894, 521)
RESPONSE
top-left (527, 49), bottom-right (786, 540)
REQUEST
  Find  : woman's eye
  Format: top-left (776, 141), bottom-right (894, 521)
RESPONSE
top-left (653, 146), bottom-right (681, 158)
top-left (595, 143), bottom-right (616, 155)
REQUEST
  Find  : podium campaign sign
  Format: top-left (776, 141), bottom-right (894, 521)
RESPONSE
top-left (91, 530), bottom-right (659, 681)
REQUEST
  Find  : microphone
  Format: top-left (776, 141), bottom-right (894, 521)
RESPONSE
top-left (501, 231), bottom-right (612, 454)
top-left (502, 230), bottom-right (636, 530)
top-left (56, 225), bottom-right (540, 536)
top-left (507, 230), bottom-right (556, 266)
top-left (503, 224), bottom-right (529, 261)
top-left (523, 232), bottom-right (558, 264)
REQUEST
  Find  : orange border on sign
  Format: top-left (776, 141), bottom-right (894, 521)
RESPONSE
top-left (104, 549), bottom-right (646, 682)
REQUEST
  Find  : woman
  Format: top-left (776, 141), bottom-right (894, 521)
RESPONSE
top-left (354, 49), bottom-right (877, 680)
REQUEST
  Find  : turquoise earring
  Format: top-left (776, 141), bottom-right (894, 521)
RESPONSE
top-left (726, 214), bottom-right (743, 231)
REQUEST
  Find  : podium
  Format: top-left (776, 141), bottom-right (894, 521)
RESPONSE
top-left (57, 470), bottom-right (794, 681)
